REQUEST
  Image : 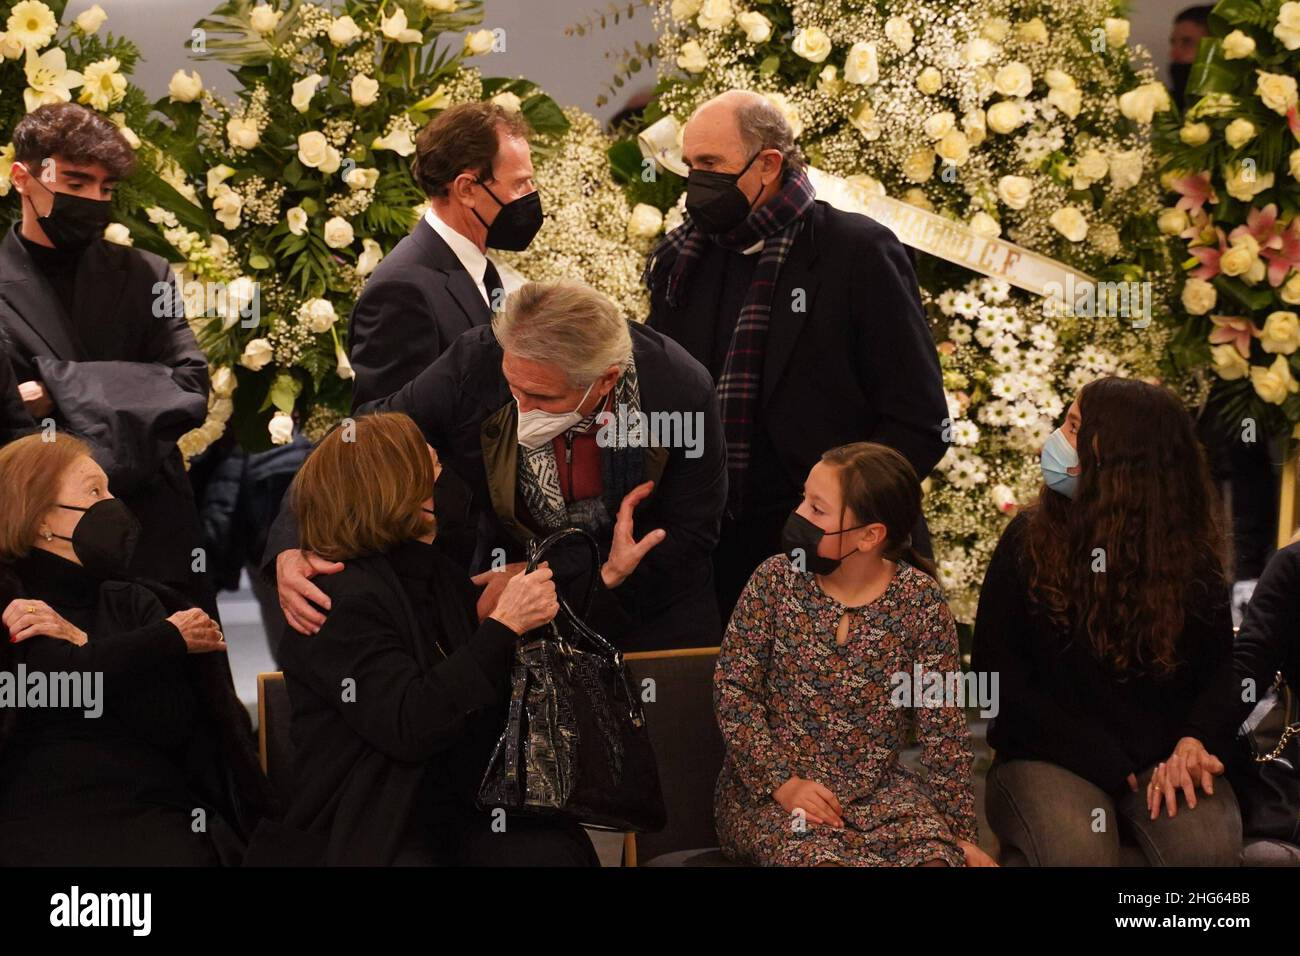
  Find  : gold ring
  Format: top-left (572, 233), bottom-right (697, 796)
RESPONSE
top-left (25, 605), bottom-right (36, 614)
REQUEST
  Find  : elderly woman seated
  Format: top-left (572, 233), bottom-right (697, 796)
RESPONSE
top-left (277, 411), bottom-right (598, 865)
top-left (0, 432), bottom-right (270, 865)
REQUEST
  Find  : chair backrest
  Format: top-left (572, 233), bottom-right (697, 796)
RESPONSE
top-left (257, 672), bottom-right (295, 805)
top-left (624, 647), bottom-right (723, 865)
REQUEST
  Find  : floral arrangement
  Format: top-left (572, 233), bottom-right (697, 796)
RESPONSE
top-left (603, 0), bottom-right (1189, 619)
top-left (1155, 0), bottom-right (1300, 439)
top-left (0, 1), bottom-right (154, 224)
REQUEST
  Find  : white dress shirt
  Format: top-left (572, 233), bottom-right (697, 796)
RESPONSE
top-left (423, 206), bottom-right (492, 306)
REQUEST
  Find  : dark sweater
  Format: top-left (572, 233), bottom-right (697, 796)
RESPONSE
top-left (1233, 540), bottom-right (1300, 725)
top-left (971, 513), bottom-right (1236, 795)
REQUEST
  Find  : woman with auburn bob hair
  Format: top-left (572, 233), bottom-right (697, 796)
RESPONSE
top-left (973, 376), bottom-right (1243, 866)
top-left (277, 412), bottom-right (598, 865)
top-left (0, 432), bottom-right (269, 865)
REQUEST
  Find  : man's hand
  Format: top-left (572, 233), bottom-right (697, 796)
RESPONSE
top-left (277, 549), bottom-right (345, 635)
top-left (601, 480), bottom-right (665, 589)
top-left (470, 561), bottom-right (526, 622)
top-left (18, 380), bottom-right (52, 419)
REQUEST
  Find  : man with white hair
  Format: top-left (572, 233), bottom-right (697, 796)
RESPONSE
top-left (267, 280), bottom-right (727, 651)
top-left (645, 89), bottom-right (948, 620)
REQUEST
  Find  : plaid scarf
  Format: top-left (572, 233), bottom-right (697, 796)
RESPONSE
top-left (644, 166), bottom-right (816, 515)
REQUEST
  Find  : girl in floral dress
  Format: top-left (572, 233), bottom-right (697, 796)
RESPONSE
top-left (714, 442), bottom-right (990, 867)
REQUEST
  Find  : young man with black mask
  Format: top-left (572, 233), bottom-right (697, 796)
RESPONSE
top-left (0, 103), bottom-right (214, 614)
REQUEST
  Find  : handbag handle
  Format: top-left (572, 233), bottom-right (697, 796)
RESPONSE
top-left (526, 526), bottom-right (601, 620)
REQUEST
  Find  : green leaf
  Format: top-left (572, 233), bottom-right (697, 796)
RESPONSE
top-left (521, 94), bottom-right (570, 138)
top-left (248, 253), bottom-right (272, 270)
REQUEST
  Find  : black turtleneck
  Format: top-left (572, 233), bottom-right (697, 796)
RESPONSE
top-left (18, 232), bottom-right (82, 327)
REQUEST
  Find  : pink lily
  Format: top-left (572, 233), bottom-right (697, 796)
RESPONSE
top-left (1208, 315), bottom-right (1259, 358)
top-left (1188, 227), bottom-right (1228, 280)
top-left (1172, 171), bottom-right (1218, 214)
top-left (1288, 105), bottom-right (1300, 142)
top-left (1228, 204), bottom-right (1282, 252)
top-left (1262, 216), bottom-right (1300, 287)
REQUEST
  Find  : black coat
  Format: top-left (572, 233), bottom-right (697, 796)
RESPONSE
top-left (648, 200), bottom-right (949, 514)
top-left (1233, 540), bottom-right (1300, 724)
top-left (0, 325), bottom-right (33, 444)
top-left (0, 227), bottom-right (212, 607)
top-left (348, 217), bottom-right (496, 407)
top-left (266, 321), bottom-right (727, 650)
top-left (277, 548), bottom-right (518, 865)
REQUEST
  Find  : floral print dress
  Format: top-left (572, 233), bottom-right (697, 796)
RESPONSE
top-left (714, 555), bottom-right (978, 866)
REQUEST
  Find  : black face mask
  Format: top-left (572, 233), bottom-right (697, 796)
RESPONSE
top-left (51, 498), bottom-right (141, 579)
top-left (685, 150), bottom-right (762, 236)
top-left (472, 180), bottom-right (543, 251)
top-left (781, 510), bottom-right (868, 576)
top-left (23, 171), bottom-right (113, 252)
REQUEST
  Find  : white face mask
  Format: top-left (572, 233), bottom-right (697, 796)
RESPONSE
top-left (515, 380), bottom-right (596, 450)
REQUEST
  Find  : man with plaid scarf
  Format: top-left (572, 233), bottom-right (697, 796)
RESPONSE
top-left (646, 90), bottom-right (949, 622)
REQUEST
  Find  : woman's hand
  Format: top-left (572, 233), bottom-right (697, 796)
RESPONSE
top-left (1172, 735), bottom-right (1224, 794)
top-left (774, 775), bottom-right (844, 828)
top-left (958, 839), bottom-right (999, 867)
top-left (489, 563), bottom-right (559, 636)
top-left (1146, 738), bottom-right (1225, 820)
top-left (601, 481), bottom-right (666, 589)
top-left (166, 608), bottom-right (227, 654)
top-left (471, 562), bottom-right (527, 622)
top-left (3, 599), bottom-right (87, 646)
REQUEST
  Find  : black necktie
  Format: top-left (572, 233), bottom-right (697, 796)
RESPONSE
top-left (482, 258), bottom-right (504, 314)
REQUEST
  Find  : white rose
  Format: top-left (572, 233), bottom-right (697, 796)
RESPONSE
top-left (1048, 86), bottom-right (1083, 119)
top-left (935, 130), bottom-right (970, 167)
top-left (1181, 277), bottom-right (1217, 315)
top-left (268, 411), bottom-right (295, 446)
top-left (1224, 163), bottom-right (1274, 201)
top-left (1073, 148), bottom-right (1109, 187)
top-left (356, 238), bottom-right (384, 277)
top-left (1222, 29), bottom-right (1256, 59)
top-left (1225, 117), bottom-right (1257, 149)
top-left (287, 206), bottom-right (308, 236)
top-left (676, 40), bottom-right (707, 74)
top-left (994, 62), bottom-right (1032, 98)
top-left (1016, 18), bottom-right (1048, 44)
top-left (299, 298), bottom-right (337, 333)
top-left (792, 27), bottom-right (832, 63)
top-left (1118, 82), bottom-right (1171, 123)
top-left (962, 108), bottom-right (987, 147)
top-left (240, 338), bottom-right (274, 372)
top-left (1157, 207), bottom-right (1190, 235)
top-left (1049, 206), bottom-right (1088, 242)
top-left (1251, 354), bottom-right (1300, 403)
top-left (735, 11), bottom-right (771, 43)
top-left (916, 66), bottom-right (942, 95)
top-left (297, 131), bottom-right (331, 168)
top-left (226, 117), bottom-right (260, 151)
top-left (1108, 149), bottom-right (1143, 190)
top-left (1210, 343), bottom-right (1250, 381)
top-left (1103, 17), bottom-right (1130, 47)
top-left (844, 41), bottom-right (879, 85)
top-left (211, 184), bottom-right (243, 231)
top-left (923, 111), bottom-right (955, 140)
top-left (884, 16), bottom-right (914, 53)
top-left (250, 4), bottom-right (282, 34)
top-left (463, 29), bottom-right (494, 55)
top-left (627, 202), bottom-right (664, 239)
top-left (670, 0), bottom-right (702, 21)
top-left (103, 222), bottom-right (131, 245)
top-left (997, 174), bottom-right (1033, 210)
top-left (75, 4), bottom-right (108, 34)
top-left (292, 74), bottom-right (322, 113)
top-left (970, 211), bottom-right (1000, 238)
top-left (329, 15), bottom-right (363, 46)
top-left (323, 216), bottom-right (354, 249)
top-left (1180, 122), bottom-right (1211, 146)
top-left (168, 69), bottom-right (202, 103)
top-left (351, 74), bottom-right (380, 108)
top-left (345, 167), bottom-right (379, 190)
top-left (1261, 310), bottom-right (1300, 354)
top-left (986, 100), bottom-right (1024, 134)
top-left (1220, 243), bottom-right (1258, 276)
top-left (849, 102), bottom-right (879, 140)
top-left (1256, 70), bottom-right (1299, 115)
top-left (902, 146), bottom-right (935, 183)
top-left (963, 38), bottom-right (997, 67)
top-left (1275, 1), bottom-right (1300, 50)
top-left (490, 91), bottom-right (522, 112)
top-left (1281, 271), bottom-right (1300, 304)
top-left (696, 0), bottom-right (733, 31)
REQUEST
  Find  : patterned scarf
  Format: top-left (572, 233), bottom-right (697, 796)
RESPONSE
top-left (644, 166), bottom-right (816, 515)
top-left (517, 357), bottom-right (644, 536)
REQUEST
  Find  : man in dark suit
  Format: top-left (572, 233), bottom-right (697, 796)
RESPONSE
top-left (646, 90), bottom-right (949, 620)
top-left (268, 281), bottom-right (726, 651)
top-left (0, 103), bottom-right (214, 612)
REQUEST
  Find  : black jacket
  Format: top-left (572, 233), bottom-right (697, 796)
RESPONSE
top-left (648, 200), bottom-right (948, 513)
top-left (1233, 540), bottom-right (1300, 724)
top-left (0, 226), bottom-right (211, 606)
top-left (266, 321), bottom-right (727, 650)
top-left (0, 325), bottom-right (33, 444)
top-left (349, 216), bottom-right (496, 407)
top-left (277, 548), bottom-right (518, 865)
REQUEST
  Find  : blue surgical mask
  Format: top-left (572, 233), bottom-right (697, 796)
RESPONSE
top-left (1040, 427), bottom-right (1079, 498)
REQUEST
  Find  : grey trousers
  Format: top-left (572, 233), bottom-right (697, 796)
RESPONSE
top-left (986, 758), bottom-right (1242, 866)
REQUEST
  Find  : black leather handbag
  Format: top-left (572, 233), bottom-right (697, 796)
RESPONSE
top-left (476, 527), bottom-right (667, 832)
top-left (1234, 673), bottom-right (1300, 844)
